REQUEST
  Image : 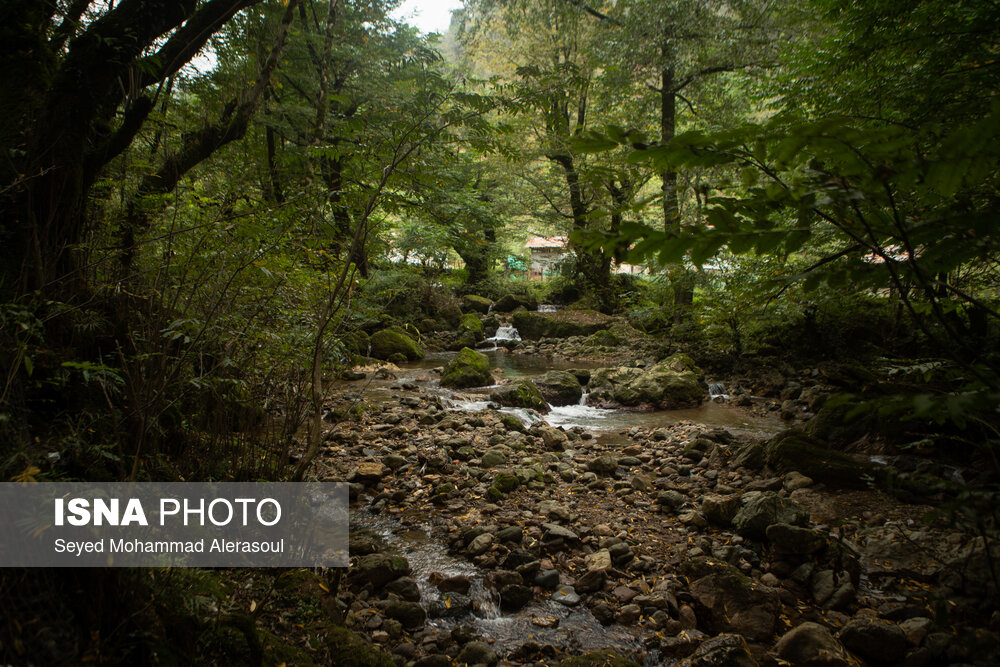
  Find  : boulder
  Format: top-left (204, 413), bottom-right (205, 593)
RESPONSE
top-left (460, 294), bottom-right (493, 314)
top-left (584, 329), bottom-right (620, 347)
top-left (674, 634), bottom-right (757, 667)
top-left (731, 492), bottom-right (809, 540)
top-left (766, 430), bottom-right (871, 487)
top-left (489, 380), bottom-right (549, 412)
top-left (838, 617), bottom-right (908, 664)
top-left (701, 494), bottom-right (741, 525)
top-left (534, 370), bottom-right (583, 405)
top-left (355, 553), bottom-right (411, 588)
top-left (512, 309), bottom-right (613, 339)
top-left (688, 561), bottom-right (781, 641)
top-left (457, 641), bottom-right (497, 666)
top-left (440, 347), bottom-right (492, 388)
top-left (325, 627), bottom-right (396, 667)
top-left (774, 622), bottom-right (852, 667)
top-left (590, 354), bottom-right (704, 409)
top-left (766, 523), bottom-right (826, 555)
top-left (370, 329), bottom-right (424, 361)
top-left (457, 313), bottom-right (485, 342)
top-left (385, 600), bottom-right (426, 630)
top-left (588, 454), bottom-right (619, 474)
top-left (493, 293), bottom-right (538, 312)
top-left (731, 441), bottom-right (766, 471)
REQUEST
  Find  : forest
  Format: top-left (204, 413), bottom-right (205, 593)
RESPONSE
top-left (1, 0), bottom-right (998, 665)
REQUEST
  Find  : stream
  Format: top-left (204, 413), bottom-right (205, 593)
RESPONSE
top-left (348, 331), bottom-right (785, 662)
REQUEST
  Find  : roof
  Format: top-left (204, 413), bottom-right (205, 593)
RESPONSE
top-left (525, 236), bottom-right (569, 249)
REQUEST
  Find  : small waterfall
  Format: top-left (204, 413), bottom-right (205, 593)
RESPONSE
top-left (578, 389), bottom-right (588, 406)
top-left (707, 382), bottom-right (728, 400)
top-left (538, 304), bottom-right (557, 313)
top-left (489, 325), bottom-right (521, 342)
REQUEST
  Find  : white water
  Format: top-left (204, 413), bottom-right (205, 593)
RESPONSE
top-left (707, 381), bottom-right (728, 400)
top-left (490, 324), bottom-right (521, 342)
top-left (538, 304), bottom-right (558, 313)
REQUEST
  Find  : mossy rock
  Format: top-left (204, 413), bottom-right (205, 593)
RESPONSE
top-left (585, 329), bottom-right (620, 347)
top-left (490, 380), bottom-right (549, 413)
top-left (494, 293), bottom-right (538, 313)
top-left (493, 471), bottom-right (521, 493)
top-left (339, 330), bottom-right (370, 355)
top-left (499, 412), bottom-right (527, 433)
top-left (766, 430), bottom-right (871, 488)
top-left (325, 626), bottom-right (395, 667)
top-left (461, 294), bottom-right (494, 314)
top-left (437, 302), bottom-right (463, 328)
top-left (458, 313), bottom-right (485, 341)
top-left (608, 354), bottom-right (704, 409)
top-left (369, 329), bottom-right (423, 361)
top-left (731, 441), bottom-right (766, 470)
top-left (512, 309), bottom-right (614, 339)
top-left (440, 348), bottom-right (492, 388)
top-left (534, 370), bottom-right (583, 406)
top-left (553, 652), bottom-right (639, 667)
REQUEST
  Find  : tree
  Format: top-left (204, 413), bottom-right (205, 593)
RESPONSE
top-left (0, 0), bottom-right (274, 294)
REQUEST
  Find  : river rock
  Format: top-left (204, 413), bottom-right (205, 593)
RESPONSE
top-left (435, 574), bottom-right (471, 595)
top-left (552, 585), bottom-right (581, 606)
top-left (688, 561), bottom-right (781, 641)
top-left (732, 492), bottom-right (809, 539)
top-left (775, 622), bottom-right (853, 667)
top-left (702, 494), bottom-right (741, 525)
top-left (534, 569), bottom-right (560, 589)
top-left (428, 592), bottom-right (473, 618)
top-left (351, 461), bottom-right (386, 485)
top-left (588, 454), bottom-right (619, 474)
top-left (674, 634), bottom-right (757, 667)
top-left (385, 577), bottom-right (421, 602)
top-left (492, 471), bottom-right (520, 493)
top-left (370, 329), bottom-right (424, 361)
top-left (766, 523), bottom-right (826, 555)
top-left (468, 532), bottom-right (493, 556)
top-left (534, 370), bottom-right (584, 405)
top-left (461, 294), bottom-right (493, 314)
top-left (497, 526), bottom-right (523, 543)
top-left (457, 641), bottom-right (497, 666)
top-left (500, 584), bottom-right (532, 611)
top-left (512, 308), bottom-right (610, 338)
top-left (356, 553), bottom-right (411, 588)
top-left (440, 347), bottom-right (492, 388)
top-left (480, 448), bottom-right (507, 467)
top-left (575, 569), bottom-right (606, 594)
top-left (539, 425), bottom-right (569, 450)
top-left (489, 380), bottom-right (549, 412)
top-left (599, 354), bottom-right (705, 409)
top-left (385, 600), bottom-right (426, 630)
top-left (585, 549), bottom-right (613, 572)
top-left (838, 617), bottom-right (908, 663)
top-left (766, 430), bottom-right (871, 487)
top-left (658, 490), bottom-right (687, 508)
top-left (783, 470), bottom-right (814, 491)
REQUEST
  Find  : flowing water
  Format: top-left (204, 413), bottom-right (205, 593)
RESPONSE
top-left (350, 328), bottom-right (782, 661)
top-left (356, 510), bottom-right (654, 661)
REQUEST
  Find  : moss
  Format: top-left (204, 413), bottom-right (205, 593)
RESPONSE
top-left (490, 380), bottom-right (549, 412)
top-left (369, 329), bottom-right (424, 361)
top-left (493, 471), bottom-right (520, 493)
top-left (339, 330), bottom-right (370, 355)
top-left (766, 429), bottom-right (871, 487)
top-left (325, 626), bottom-right (395, 667)
top-left (585, 329), bottom-right (620, 347)
top-left (500, 412), bottom-right (526, 433)
top-left (457, 313), bottom-right (485, 341)
top-left (461, 294), bottom-right (494, 313)
top-left (440, 347), bottom-right (492, 388)
top-left (512, 309), bottom-right (614, 339)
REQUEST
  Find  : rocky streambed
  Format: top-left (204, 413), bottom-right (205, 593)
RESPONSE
top-left (313, 353), bottom-right (999, 667)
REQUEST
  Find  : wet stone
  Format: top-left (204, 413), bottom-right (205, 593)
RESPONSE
top-left (534, 569), bottom-right (560, 589)
top-left (552, 585), bottom-right (581, 606)
top-left (500, 584), bottom-right (533, 611)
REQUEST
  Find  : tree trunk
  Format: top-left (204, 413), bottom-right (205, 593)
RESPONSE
top-left (659, 60), bottom-right (693, 319)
